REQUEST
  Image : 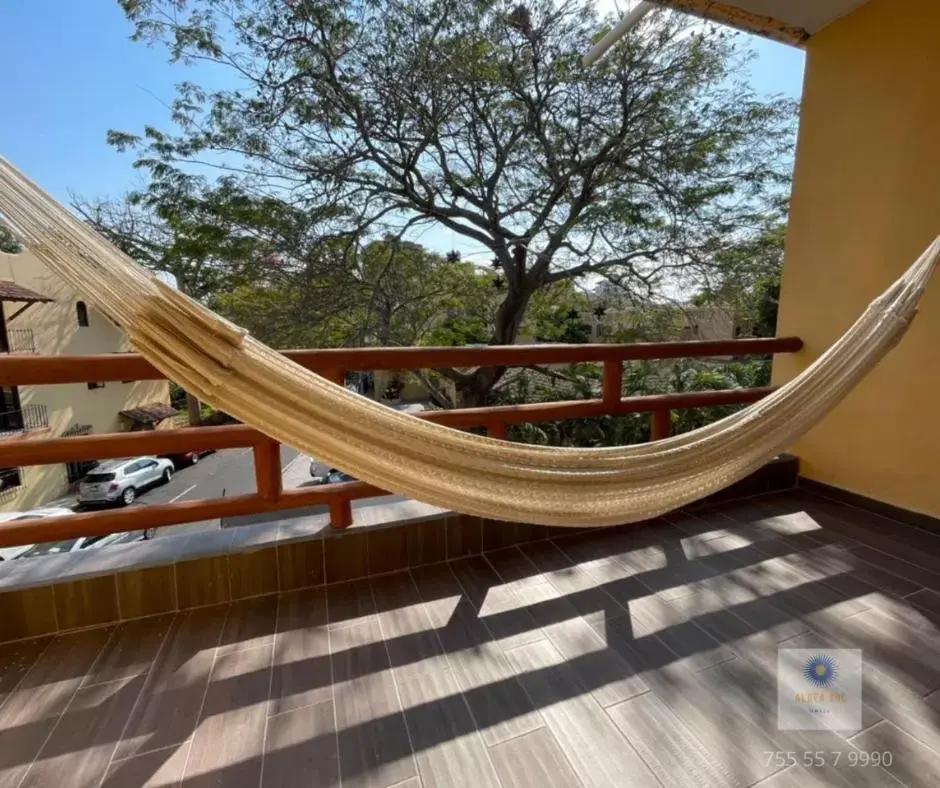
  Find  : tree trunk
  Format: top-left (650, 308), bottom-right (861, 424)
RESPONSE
top-left (456, 268), bottom-right (534, 407)
top-left (186, 393), bottom-right (202, 426)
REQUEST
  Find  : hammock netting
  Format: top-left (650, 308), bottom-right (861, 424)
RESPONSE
top-left (0, 158), bottom-right (936, 527)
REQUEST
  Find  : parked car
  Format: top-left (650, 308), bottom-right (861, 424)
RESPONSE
top-left (0, 508), bottom-right (74, 561)
top-left (309, 464), bottom-right (357, 485)
top-left (77, 457), bottom-right (174, 507)
top-left (160, 449), bottom-right (215, 469)
top-left (15, 530), bottom-right (144, 559)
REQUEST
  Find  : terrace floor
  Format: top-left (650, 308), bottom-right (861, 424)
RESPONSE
top-left (2, 490), bottom-right (940, 788)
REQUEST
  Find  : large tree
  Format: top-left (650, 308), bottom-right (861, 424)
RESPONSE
top-left (111, 0), bottom-right (796, 403)
top-left (0, 225), bottom-right (20, 254)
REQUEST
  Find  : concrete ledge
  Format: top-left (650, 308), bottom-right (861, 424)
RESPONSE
top-left (0, 456), bottom-right (798, 643)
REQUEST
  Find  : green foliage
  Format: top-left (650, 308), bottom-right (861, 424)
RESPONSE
top-left (106, 0), bottom-right (797, 403)
top-left (691, 221), bottom-right (786, 337)
top-left (0, 225), bottom-right (20, 254)
top-left (526, 282), bottom-right (592, 343)
top-left (498, 355), bottom-right (770, 447)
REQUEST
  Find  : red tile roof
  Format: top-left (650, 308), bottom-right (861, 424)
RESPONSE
top-left (119, 402), bottom-right (179, 425)
top-left (0, 280), bottom-right (54, 303)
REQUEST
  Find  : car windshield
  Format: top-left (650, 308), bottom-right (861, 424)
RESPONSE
top-left (19, 539), bottom-right (81, 558)
top-left (83, 472), bottom-right (116, 483)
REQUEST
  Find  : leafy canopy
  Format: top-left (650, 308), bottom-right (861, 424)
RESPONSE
top-left (110, 0), bottom-right (796, 402)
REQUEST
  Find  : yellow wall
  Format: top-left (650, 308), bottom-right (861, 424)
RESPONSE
top-left (775, 0), bottom-right (940, 516)
top-left (0, 251), bottom-right (170, 511)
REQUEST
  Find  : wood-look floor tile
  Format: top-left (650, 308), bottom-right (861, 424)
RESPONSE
top-left (84, 614), bottom-right (174, 687)
top-left (0, 627), bottom-right (112, 788)
top-left (449, 557), bottom-right (545, 651)
top-left (701, 655), bottom-right (895, 787)
top-left (752, 765), bottom-right (832, 788)
top-left (270, 588), bottom-right (331, 716)
top-left (852, 719), bottom-right (940, 788)
top-left (218, 594), bottom-right (279, 654)
top-left (0, 638), bottom-right (49, 712)
top-left (506, 640), bottom-right (659, 788)
top-left (114, 605), bottom-right (228, 760)
top-left (101, 743), bottom-right (189, 787)
top-left (600, 616), bottom-right (782, 786)
top-left (395, 668), bottom-right (500, 788)
top-left (370, 572), bottom-right (448, 679)
top-left (411, 564), bottom-right (543, 746)
top-left (53, 575), bottom-right (120, 632)
top-left (606, 691), bottom-right (734, 788)
top-left (183, 643), bottom-right (272, 786)
top-left (804, 607), bottom-right (940, 696)
top-left (327, 579), bottom-right (377, 629)
top-left (851, 545), bottom-right (940, 594)
top-left (0, 586), bottom-right (57, 642)
top-left (115, 564), bottom-right (177, 619)
top-left (482, 547), bottom-right (546, 589)
top-left (21, 675), bottom-right (146, 788)
top-left (521, 542), bottom-right (625, 628)
top-left (487, 728), bottom-right (582, 788)
top-left (625, 593), bottom-right (736, 672)
top-left (263, 699), bottom-right (339, 787)
top-left (331, 618), bottom-right (417, 788)
top-left (662, 587), bottom-right (759, 653)
top-left (908, 588), bottom-right (940, 623)
top-left (513, 580), bottom-right (647, 707)
top-left (324, 530), bottom-right (369, 584)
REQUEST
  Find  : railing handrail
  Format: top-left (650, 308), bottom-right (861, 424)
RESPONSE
top-left (0, 336), bottom-right (801, 385)
top-left (0, 387), bottom-right (775, 469)
top-left (0, 337), bottom-right (802, 547)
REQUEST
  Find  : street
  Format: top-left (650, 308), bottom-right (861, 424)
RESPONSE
top-left (66, 446), bottom-right (415, 541)
top-left (143, 444), bottom-right (299, 507)
top-left (74, 445), bottom-right (301, 539)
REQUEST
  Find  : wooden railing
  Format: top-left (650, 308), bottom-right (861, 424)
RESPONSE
top-left (0, 337), bottom-right (801, 547)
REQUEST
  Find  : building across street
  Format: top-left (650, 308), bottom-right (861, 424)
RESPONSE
top-left (0, 250), bottom-right (174, 512)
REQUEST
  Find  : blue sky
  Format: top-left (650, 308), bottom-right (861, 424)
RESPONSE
top-left (1, 0), bottom-right (805, 227)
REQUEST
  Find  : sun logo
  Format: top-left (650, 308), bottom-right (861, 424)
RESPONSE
top-left (803, 654), bottom-right (838, 688)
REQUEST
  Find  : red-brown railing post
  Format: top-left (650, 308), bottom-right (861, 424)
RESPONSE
top-left (330, 499), bottom-right (353, 529)
top-left (323, 368), bottom-right (346, 386)
top-left (487, 422), bottom-right (508, 440)
top-left (650, 409), bottom-right (672, 441)
top-left (254, 438), bottom-right (283, 501)
top-left (603, 360), bottom-right (623, 406)
top-left (0, 339), bottom-right (802, 547)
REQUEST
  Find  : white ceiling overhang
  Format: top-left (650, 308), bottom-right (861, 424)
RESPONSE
top-left (647, 0), bottom-right (871, 46)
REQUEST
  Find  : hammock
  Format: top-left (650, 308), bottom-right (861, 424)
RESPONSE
top-left (0, 158), bottom-right (936, 527)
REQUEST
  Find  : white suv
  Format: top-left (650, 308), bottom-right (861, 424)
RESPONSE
top-left (77, 456), bottom-right (174, 506)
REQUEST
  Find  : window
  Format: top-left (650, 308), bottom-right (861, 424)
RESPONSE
top-left (0, 467), bottom-right (22, 492)
top-left (83, 472), bottom-right (116, 483)
top-left (87, 382), bottom-right (105, 390)
top-left (76, 301), bottom-right (89, 327)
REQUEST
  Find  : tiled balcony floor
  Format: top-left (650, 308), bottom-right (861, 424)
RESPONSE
top-left (2, 490), bottom-right (940, 787)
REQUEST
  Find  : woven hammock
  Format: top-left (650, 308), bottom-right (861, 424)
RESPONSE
top-left (0, 158), bottom-right (936, 527)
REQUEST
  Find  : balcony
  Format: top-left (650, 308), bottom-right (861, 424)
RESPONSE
top-left (0, 492), bottom-right (938, 787)
top-left (0, 402), bottom-right (48, 438)
top-left (1, 328), bottom-right (36, 355)
top-left (0, 340), bottom-right (937, 788)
